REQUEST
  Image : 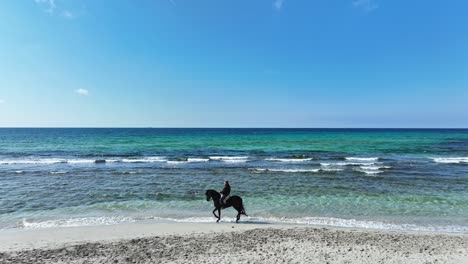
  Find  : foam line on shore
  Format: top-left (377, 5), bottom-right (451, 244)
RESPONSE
top-left (16, 215), bottom-right (468, 233)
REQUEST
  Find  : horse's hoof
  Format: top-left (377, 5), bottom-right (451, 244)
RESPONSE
top-left (216, 220), bottom-right (219, 223)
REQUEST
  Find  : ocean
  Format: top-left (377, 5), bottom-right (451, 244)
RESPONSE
top-left (0, 128), bottom-right (467, 232)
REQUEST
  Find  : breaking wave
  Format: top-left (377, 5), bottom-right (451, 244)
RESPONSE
top-left (18, 216), bottom-right (468, 233)
top-left (433, 157), bottom-right (468, 164)
top-left (209, 156), bottom-right (249, 163)
top-left (265, 158), bottom-right (313, 163)
top-left (21, 217), bottom-right (136, 229)
top-left (345, 157), bottom-right (379, 162)
top-left (251, 168), bottom-right (320, 173)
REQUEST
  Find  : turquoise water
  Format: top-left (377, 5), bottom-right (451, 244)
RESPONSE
top-left (0, 128), bottom-right (467, 232)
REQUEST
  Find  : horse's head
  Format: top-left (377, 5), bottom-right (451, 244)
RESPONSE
top-left (205, 190), bottom-right (212, 201)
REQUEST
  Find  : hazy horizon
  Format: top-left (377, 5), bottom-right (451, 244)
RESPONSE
top-left (0, 127), bottom-right (467, 129)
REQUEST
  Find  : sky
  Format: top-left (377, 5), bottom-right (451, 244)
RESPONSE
top-left (0, 0), bottom-right (467, 128)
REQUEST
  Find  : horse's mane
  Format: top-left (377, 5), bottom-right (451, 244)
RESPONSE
top-left (206, 189), bottom-right (221, 198)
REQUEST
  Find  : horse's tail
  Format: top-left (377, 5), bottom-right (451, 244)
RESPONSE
top-left (240, 200), bottom-right (248, 216)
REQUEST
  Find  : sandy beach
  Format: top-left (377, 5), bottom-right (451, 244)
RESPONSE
top-left (1, 222), bottom-right (467, 264)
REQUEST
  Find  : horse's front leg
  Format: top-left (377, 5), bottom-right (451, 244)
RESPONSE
top-left (212, 208), bottom-right (218, 219)
top-left (216, 208), bottom-right (221, 223)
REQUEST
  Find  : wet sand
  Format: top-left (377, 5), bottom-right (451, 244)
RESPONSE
top-left (1, 222), bottom-right (467, 263)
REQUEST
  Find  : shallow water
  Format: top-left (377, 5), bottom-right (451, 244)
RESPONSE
top-left (0, 128), bottom-right (467, 232)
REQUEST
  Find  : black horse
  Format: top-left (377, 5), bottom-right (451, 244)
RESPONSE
top-left (205, 189), bottom-right (247, 223)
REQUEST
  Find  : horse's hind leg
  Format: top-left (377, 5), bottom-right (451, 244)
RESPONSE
top-left (236, 211), bottom-right (240, 223)
top-left (217, 209), bottom-right (221, 223)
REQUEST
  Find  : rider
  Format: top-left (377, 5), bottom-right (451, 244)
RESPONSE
top-left (219, 180), bottom-right (231, 206)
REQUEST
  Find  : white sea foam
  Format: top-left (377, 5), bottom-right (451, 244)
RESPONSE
top-left (154, 216), bottom-right (468, 233)
top-left (320, 162), bottom-right (388, 174)
top-left (345, 157), bottom-right (379, 162)
top-left (362, 166), bottom-right (379, 170)
top-left (17, 215), bottom-right (468, 233)
top-left (433, 157), bottom-right (468, 164)
top-left (49, 171), bottom-right (67, 175)
top-left (22, 216), bottom-right (136, 229)
top-left (265, 158), bottom-right (313, 163)
top-left (320, 168), bottom-right (344, 172)
top-left (210, 156), bottom-right (248, 160)
top-left (321, 162), bottom-right (375, 166)
top-left (260, 216), bottom-right (468, 233)
top-left (166, 160), bottom-right (188, 164)
top-left (223, 159), bottom-right (248, 163)
top-left (355, 165), bottom-right (390, 175)
top-left (121, 157), bottom-right (167, 163)
top-left (0, 158), bottom-right (155, 165)
top-left (187, 158), bottom-right (210, 163)
top-left (0, 158), bottom-right (67, 165)
top-left (357, 169), bottom-right (383, 175)
top-left (337, 162), bottom-right (375, 166)
top-left (15, 170), bottom-right (24, 174)
top-left (210, 156), bottom-right (249, 163)
top-left (67, 159), bottom-right (97, 164)
top-left (319, 163), bottom-right (345, 171)
top-left (252, 168), bottom-right (320, 173)
top-left (360, 165), bottom-right (390, 170)
top-left (166, 158), bottom-right (209, 164)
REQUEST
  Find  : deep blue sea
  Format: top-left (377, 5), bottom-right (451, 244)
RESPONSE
top-left (0, 128), bottom-right (467, 232)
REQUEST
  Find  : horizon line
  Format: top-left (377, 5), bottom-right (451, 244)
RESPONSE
top-left (0, 127), bottom-right (467, 130)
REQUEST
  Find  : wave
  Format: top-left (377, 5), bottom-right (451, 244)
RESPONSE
top-left (111, 171), bottom-right (142, 175)
top-left (252, 168), bottom-right (320, 173)
top-left (260, 216), bottom-right (468, 233)
top-left (166, 160), bottom-right (188, 164)
top-left (1, 156), bottom-right (242, 165)
top-left (19, 216), bottom-right (468, 233)
top-left (356, 165), bottom-right (391, 175)
top-left (21, 216), bottom-right (136, 229)
top-left (0, 158), bottom-right (67, 165)
top-left (0, 157), bottom-right (163, 165)
top-left (66, 159), bottom-right (98, 164)
top-left (319, 161), bottom-right (389, 174)
top-left (120, 157), bottom-right (167, 163)
top-left (265, 158), bottom-right (313, 163)
top-left (167, 158), bottom-right (210, 164)
top-left (321, 162), bottom-right (375, 166)
top-left (433, 157), bottom-right (468, 164)
top-left (174, 216), bottom-right (468, 233)
top-left (187, 158), bottom-right (210, 163)
top-left (49, 171), bottom-right (67, 175)
top-left (320, 168), bottom-right (344, 172)
top-left (345, 157), bottom-right (379, 162)
top-left (360, 165), bottom-right (390, 170)
top-left (356, 169), bottom-right (383, 175)
top-left (209, 156), bottom-right (249, 163)
top-left (171, 216), bottom-right (468, 233)
top-left (80, 153), bottom-right (142, 158)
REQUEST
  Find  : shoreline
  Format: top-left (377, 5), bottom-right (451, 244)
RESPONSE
top-left (1, 222), bottom-right (467, 263)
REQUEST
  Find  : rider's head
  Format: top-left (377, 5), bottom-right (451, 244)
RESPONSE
top-left (225, 180), bottom-right (229, 185)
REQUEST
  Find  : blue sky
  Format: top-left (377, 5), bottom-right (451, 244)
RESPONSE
top-left (0, 0), bottom-right (467, 127)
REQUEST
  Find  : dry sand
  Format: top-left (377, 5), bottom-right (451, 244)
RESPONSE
top-left (0, 222), bottom-right (467, 264)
